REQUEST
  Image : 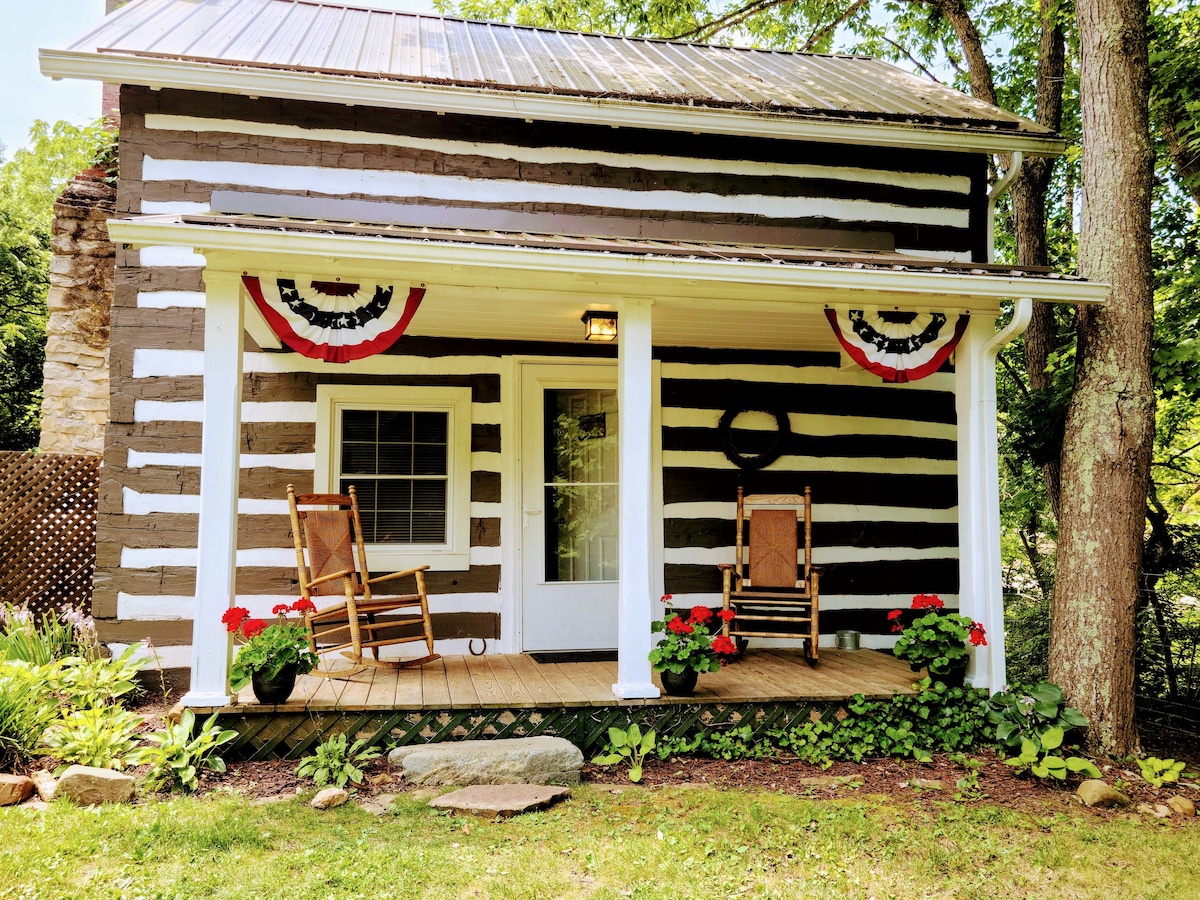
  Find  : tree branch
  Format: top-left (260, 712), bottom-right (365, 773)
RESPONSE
top-left (799, 0), bottom-right (869, 53)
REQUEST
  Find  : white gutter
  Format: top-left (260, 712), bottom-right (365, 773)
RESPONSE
top-left (986, 151), bottom-right (1024, 263)
top-left (40, 50), bottom-right (1068, 158)
top-left (107, 218), bottom-right (1109, 307)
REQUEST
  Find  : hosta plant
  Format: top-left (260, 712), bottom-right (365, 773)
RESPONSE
top-left (592, 723), bottom-right (656, 782)
top-left (46, 644), bottom-right (146, 710)
top-left (1003, 725), bottom-right (1101, 780)
top-left (130, 709), bottom-right (238, 792)
top-left (987, 681), bottom-right (1089, 749)
top-left (1138, 757), bottom-right (1187, 788)
top-left (41, 706), bottom-right (144, 773)
top-left (296, 732), bottom-right (381, 788)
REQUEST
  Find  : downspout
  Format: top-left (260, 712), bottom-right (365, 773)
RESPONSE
top-left (986, 151), bottom-right (1024, 263)
top-left (975, 297), bottom-right (1033, 692)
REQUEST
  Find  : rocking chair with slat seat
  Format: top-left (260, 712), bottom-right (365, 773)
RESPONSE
top-left (287, 484), bottom-right (440, 674)
top-left (719, 486), bottom-right (821, 664)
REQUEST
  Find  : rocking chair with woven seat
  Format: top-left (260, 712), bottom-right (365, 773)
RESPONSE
top-left (719, 486), bottom-right (821, 664)
top-left (287, 484), bottom-right (440, 673)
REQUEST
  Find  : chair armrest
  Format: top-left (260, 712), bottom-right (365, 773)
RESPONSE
top-left (716, 563), bottom-right (736, 571)
top-left (366, 565), bottom-right (432, 585)
top-left (307, 568), bottom-right (355, 588)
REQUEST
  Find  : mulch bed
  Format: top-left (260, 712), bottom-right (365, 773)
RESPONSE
top-left (122, 694), bottom-right (1198, 820)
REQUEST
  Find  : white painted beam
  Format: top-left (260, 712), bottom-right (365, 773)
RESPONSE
top-left (613, 299), bottom-right (660, 700)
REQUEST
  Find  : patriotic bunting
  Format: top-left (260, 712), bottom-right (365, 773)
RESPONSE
top-left (242, 276), bottom-right (425, 363)
top-left (825, 308), bottom-right (969, 383)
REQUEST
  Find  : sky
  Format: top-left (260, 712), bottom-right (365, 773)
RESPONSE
top-left (1, 0), bottom-right (438, 162)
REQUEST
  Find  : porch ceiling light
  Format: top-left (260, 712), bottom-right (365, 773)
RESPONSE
top-left (581, 309), bottom-right (618, 342)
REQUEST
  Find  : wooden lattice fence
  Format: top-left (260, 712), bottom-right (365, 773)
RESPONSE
top-left (0, 452), bottom-right (99, 616)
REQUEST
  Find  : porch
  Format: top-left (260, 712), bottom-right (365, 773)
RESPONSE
top-left (188, 648), bottom-right (921, 760)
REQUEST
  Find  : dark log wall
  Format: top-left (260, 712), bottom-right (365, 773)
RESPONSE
top-left (99, 85), bottom-right (969, 662)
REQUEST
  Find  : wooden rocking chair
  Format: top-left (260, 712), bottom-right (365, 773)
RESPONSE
top-left (719, 486), bottom-right (821, 664)
top-left (287, 484), bottom-right (440, 673)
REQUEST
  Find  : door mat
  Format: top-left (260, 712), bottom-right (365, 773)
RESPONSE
top-left (528, 650), bottom-right (618, 664)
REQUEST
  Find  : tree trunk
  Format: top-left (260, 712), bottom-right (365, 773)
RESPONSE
top-left (1049, 0), bottom-right (1155, 756)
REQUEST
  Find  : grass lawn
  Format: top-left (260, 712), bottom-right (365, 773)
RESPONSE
top-left (1, 785), bottom-right (1197, 899)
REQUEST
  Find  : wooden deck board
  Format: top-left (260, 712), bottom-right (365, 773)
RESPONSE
top-left (196, 647), bottom-right (919, 715)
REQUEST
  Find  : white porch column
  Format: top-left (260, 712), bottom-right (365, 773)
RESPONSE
top-left (180, 270), bottom-right (244, 707)
top-left (956, 301), bottom-right (1032, 693)
top-left (613, 298), bottom-right (660, 699)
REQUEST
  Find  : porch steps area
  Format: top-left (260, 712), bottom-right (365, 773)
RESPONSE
top-left (194, 649), bottom-right (920, 760)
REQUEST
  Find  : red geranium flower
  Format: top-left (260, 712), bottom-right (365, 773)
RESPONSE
top-left (912, 593), bottom-right (944, 610)
top-left (717, 608), bottom-right (736, 623)
top-left (969, 622), bottom-right (988, 646)
top-left (272, 603), bottom-right (291, 616)
top-left (292, 597), bottom-right (317, 613)
top-left (887, 608), bottom-right (904, 633)
top-left (660, 593), bottom-right (673, 604)
top-left (221, 606), bottom-right (250, 633)
top-left (712, 635), bottom-right (737, 656)
top-left (241, 618), bottom-right (268, 639)
top-left (667, 616), bottom-right (694, 635)
top-left (689, 606), bottom-right (713, 625)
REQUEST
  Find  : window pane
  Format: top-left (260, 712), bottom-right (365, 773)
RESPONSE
top-left (378, 411), bottom-right (413, 442)
top-left (413, 412), bottom-right (447, 443)
top-left (377, 443), bottom-right (414, 475)
top-left (342, 443), bottom-right (377, 475)
top-left (544, 483), bottom-right (618, 582)
top-left (343, 410), bottom-right (377, 442)
top-left (413, 443), bottom-right (447, 476)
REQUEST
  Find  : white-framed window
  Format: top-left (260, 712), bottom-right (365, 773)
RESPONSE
top-left (315, 384), bottom-right (472, 571)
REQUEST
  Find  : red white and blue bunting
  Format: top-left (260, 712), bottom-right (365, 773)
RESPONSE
top-left (242, 276), bottom-right (425, 364)
top-left (825, 308), bottom-right (969, 383)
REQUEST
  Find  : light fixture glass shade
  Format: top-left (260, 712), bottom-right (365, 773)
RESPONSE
top-left (581, 310), bottom-right (618, 341)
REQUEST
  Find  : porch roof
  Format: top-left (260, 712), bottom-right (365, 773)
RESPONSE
top-left (43, 0), bottom-right (1064, 156)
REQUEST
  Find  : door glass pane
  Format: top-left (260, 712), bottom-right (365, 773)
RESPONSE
top-left (544, 388), bottom-right (618, 582)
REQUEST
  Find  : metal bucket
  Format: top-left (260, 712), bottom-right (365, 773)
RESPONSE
top-left (836, 630), bottom-right (861, 651)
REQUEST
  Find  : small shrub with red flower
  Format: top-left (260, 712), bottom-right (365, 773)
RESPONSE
top-left (648, 596), bottom-right (738, 675)
top-left (889, 593), bottom-right (986, 678)
top-left (223, 599), bottom-right (320, 691)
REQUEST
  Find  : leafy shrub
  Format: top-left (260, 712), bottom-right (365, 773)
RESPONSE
top-left (1138, 757), bottom-right (1187, 787)
top-left (41, 706), bottom-right (144, 773)
top-left (1002, 726), bottom-right (1101, 779)
top-left (45, 644), bottom-right (146, 710)
top-left (296, 733), bottom-right (381, 788)
top-left (0, 664), bottom-right (58, 770)
top-left (130, 709), bottom-right (238, 793)
top-left (988, 681), bottom-right (1099, 780)
top-left (592, 723), bottom-right (656, 782)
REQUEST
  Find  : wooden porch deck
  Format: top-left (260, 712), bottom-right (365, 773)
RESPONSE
top-left (220, 648), bottom-right (917, 713)
top-left (199, 649), bottom-right (919, 759)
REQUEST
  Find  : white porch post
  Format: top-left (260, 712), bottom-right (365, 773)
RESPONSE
top-left (956, 301), bottom-right (1032, 692)
top-left (180, 270), bottom-right (243, 707)
top-left (613, 298), bottom-right (661, 699)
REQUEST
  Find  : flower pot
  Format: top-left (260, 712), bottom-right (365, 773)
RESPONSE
top-left (660, 668), bottom-right (699, 697)
top-left (251, 664), bottom-right (298, 705)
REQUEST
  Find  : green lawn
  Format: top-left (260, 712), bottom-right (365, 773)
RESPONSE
top-left (1, 786), bottom-right (1197, 899)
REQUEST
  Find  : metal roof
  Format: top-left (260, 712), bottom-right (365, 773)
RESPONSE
top-left (63, 0), bottom-right (1048, 135)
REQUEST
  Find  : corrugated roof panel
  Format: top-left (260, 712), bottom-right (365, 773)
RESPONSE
top-left (417, 15), bottom-right (453, 81)
top-left (62, 0), bottom-right (1050, 135)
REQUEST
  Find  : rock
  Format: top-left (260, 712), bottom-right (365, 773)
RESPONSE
top-left (55, 766), bottom-right (135, 806)
top-left (0, 775), bottom-right (35, 806)
top-left (29, 770), bottom-right (57, 802)
top-left (1076, 780), bottom-right (1131, 809)
top-left (251, 794), bottom-right (296, 806)
top-left (795, 776), bottom-right (847, 788)
top-left (1136, 802), bottom-right (1171, 818)
top-left (358, 793), bottom-right (397, 815)
top-left (429, 784), bottom-right (571, 818)
top-left (367, 773), bottom-right (396, 787)
top-left (1167, 795), bottom-right (1196, 817)
top-left (388, 737), bottom-right (584, 786)
top-left (910, 779), bottom-right (945, 791)
top-left (310, 787), bottom-right (349, 809)
top-left (21, 799), bottom-right (49, 811)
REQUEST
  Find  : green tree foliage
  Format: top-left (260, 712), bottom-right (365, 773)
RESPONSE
top-left (0, 119), bottom-right (110, 449)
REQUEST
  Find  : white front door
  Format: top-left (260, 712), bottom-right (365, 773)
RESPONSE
top-left (521, 363), bottom-right (619, 651)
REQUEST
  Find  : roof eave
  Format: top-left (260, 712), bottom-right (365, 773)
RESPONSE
top-left (107, 217), bottom-right (1107, 308)
top-left (41, 49), bottom-right (1067, 157)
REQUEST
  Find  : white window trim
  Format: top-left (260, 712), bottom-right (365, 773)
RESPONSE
top-left (315, 384), bottom-right (472, 571)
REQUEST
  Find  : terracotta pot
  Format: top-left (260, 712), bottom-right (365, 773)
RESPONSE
top-left (660, 668), bottom-right (699, 697)
top-left (251, 664), bottom-right (298, 705)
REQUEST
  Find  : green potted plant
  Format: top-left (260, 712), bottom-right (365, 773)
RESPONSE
top-left (223, 600), bottom-right (320, 704)
top-left (888, 594), bottom-right (985, 686)
top-left (649, 596), bottom-right (738, 696)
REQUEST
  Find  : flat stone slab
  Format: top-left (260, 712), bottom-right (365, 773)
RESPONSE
top-left (55, 765), bottom-right (135, 806)
top-left (389, 737), bottom-right (583, 786)
top-left (429, 784), bottom-right (571, 818)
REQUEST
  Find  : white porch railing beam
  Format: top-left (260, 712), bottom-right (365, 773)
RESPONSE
top-left (613, 298), bottom-right (661, 699)
top-left (179, 270), bottom-right (243, 707)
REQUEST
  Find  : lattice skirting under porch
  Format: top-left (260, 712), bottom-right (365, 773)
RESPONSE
top-left (215, 700), bottom-right (845, 761)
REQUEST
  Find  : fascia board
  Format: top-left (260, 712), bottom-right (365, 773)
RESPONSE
top-left (41, 49), bottom-right (1067, 158)
top-left (107, 218), bottom-right (1110, 307)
